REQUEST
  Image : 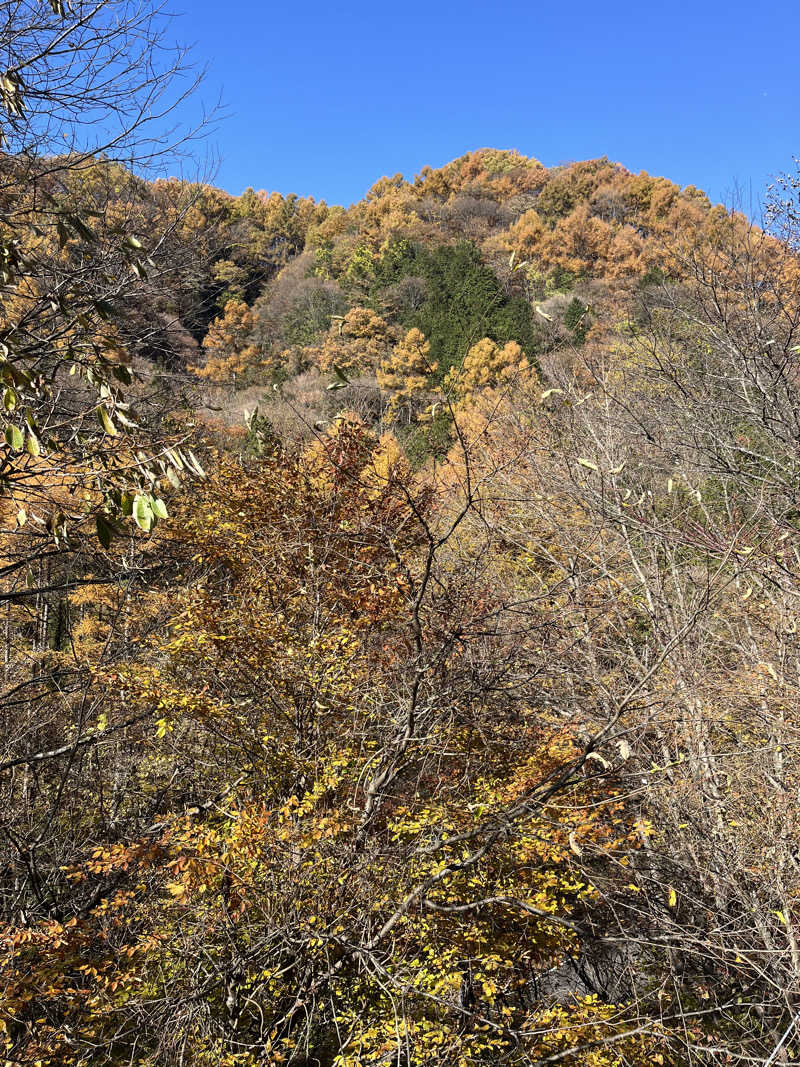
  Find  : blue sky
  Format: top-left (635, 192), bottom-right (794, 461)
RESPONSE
top-left (176, 0), bottom-right (800, 211)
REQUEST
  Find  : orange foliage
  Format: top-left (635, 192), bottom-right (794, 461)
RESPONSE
top-left (193, 298), bottom-right (262, 382)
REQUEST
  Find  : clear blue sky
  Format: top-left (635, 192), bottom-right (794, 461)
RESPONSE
top-left (176, 0), bottom-right (800, 211)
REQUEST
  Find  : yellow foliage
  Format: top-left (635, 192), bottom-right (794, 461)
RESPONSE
top-left (444, 337), bottom-right (535, 398)
top-left (377, 327), bottom-right (437, 423)
top-left (309, 305), bottom-right (394, 374)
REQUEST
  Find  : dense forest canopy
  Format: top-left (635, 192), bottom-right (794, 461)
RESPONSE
top-left (3, 2), bottom-right (800, 1065)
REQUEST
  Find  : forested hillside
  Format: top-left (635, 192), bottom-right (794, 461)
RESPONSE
top-left (4, 2), bottom-right (800, 1065)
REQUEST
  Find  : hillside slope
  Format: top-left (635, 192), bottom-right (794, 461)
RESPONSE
top-left (156, 150), bottom-right (738, 439)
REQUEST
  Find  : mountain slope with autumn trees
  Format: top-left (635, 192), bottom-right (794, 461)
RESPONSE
top-left (4, 6), bottom-right (800, 1063)
top-left (86, 148), bottom-right (732, 429)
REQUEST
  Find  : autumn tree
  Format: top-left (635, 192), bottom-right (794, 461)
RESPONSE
top-left (309, 305), bottom-right (395, 374)
top-left (194, 298), bottom-right (262, 383)
top-left (377, 326), bottom-right (438, 423)
top-left (444, 336), bottom-right (533, 398)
